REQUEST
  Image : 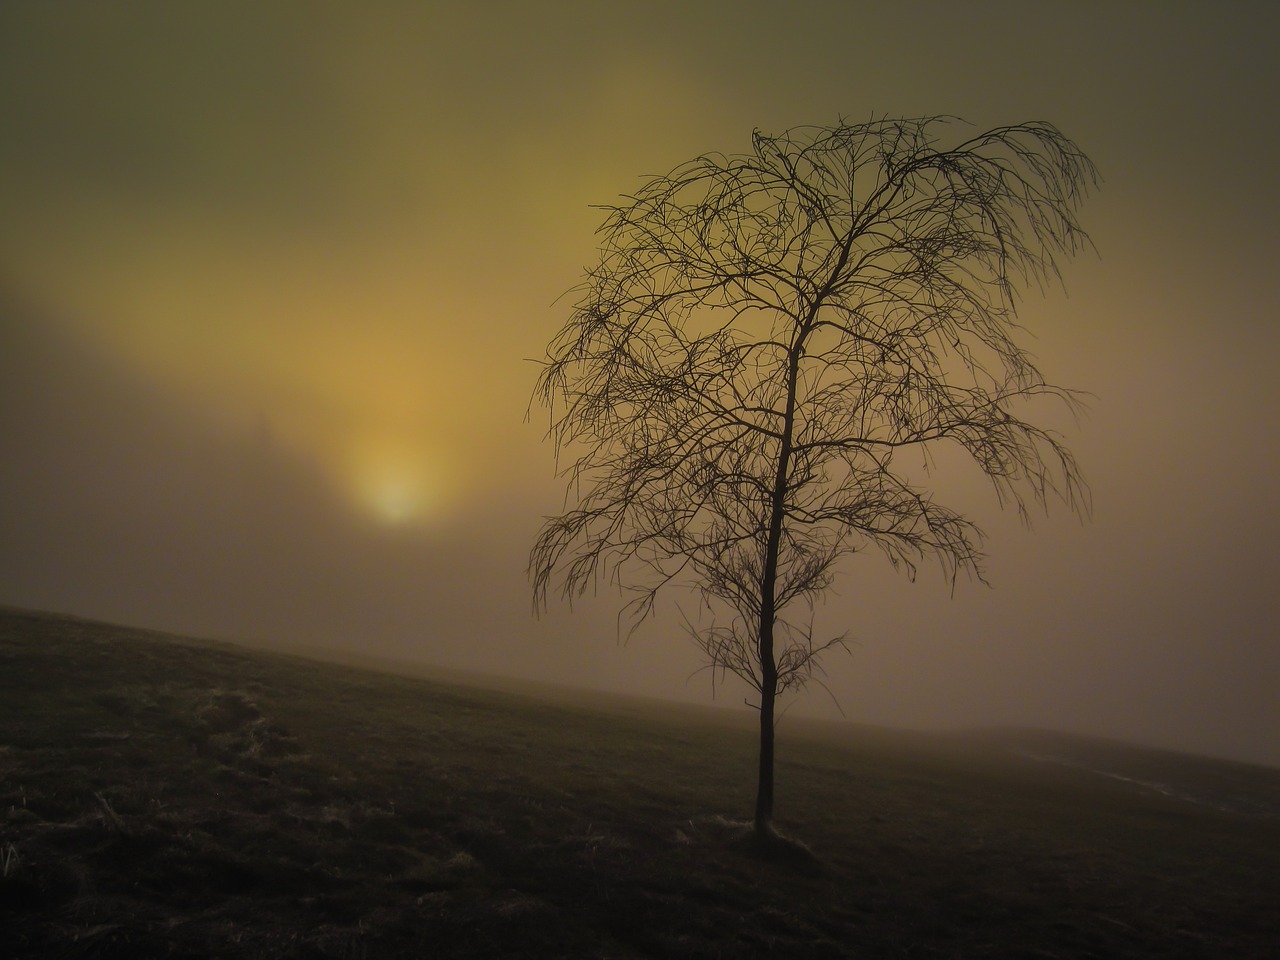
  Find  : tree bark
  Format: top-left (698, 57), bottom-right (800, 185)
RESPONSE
top-left (753, 322), bottom-right (809, 838)
top-left (754, 652), bottom-right (778, 836)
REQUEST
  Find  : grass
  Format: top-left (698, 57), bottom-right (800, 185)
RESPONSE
top-left (2, 605), bottom-right (1277, 958)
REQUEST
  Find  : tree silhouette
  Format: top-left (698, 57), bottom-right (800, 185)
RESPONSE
top-left (531, 117), bottom-right (1096, 841)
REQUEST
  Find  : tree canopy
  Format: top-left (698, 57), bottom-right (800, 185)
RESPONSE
top-left (531, 116), bottom-right (1097, 837)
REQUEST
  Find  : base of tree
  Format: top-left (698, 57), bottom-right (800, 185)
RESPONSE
top-left (735, 821), bottom-right (823, 868)
top-left (687, 815), bottom-right (823, 870)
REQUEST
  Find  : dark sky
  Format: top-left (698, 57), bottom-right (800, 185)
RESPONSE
top-left (1, 1), bottom-right (1276, 765)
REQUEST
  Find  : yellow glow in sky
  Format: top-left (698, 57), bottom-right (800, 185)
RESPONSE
top-left (347, 437), bottom-right (452, 527)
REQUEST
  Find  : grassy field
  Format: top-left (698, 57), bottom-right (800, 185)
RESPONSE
top-left (2, 605), bottom-right (1277, 958)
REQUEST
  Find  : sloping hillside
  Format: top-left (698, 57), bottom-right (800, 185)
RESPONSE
top-left (2, 606), bottom-right (1276, 958)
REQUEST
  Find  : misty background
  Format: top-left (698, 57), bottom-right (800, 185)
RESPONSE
top-left (1, 2), bottom-right (1276, 766)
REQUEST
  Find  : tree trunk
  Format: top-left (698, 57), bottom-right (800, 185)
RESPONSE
top-left (754, 656), bottom-right (778, 837)
top-left (753, 323), bottom-right (808, 839)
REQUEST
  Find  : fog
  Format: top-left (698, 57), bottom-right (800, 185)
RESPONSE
top-left (2, 2), bottom-right (1276, 766)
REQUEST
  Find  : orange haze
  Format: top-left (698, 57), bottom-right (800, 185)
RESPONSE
top-left (2, 2), bottom-right (1277, 766)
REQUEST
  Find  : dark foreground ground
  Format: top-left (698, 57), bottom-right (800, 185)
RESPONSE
top-left (2, 606), bottom-right (1277, 958)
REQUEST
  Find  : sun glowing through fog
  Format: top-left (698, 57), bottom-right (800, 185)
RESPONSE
top-left (348, 439), bottom-right (449, 527)
top-left (368, 477), bottom-right (420, 525)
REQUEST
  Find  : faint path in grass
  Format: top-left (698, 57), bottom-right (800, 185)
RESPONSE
top-left (1008, 740), bottom-right (1280, 819)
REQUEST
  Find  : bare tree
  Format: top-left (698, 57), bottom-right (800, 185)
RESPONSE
top-left (530, 117), bottom-right (1096, 842)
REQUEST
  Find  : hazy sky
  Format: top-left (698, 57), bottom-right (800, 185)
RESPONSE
top-left (2, 1), bottom-right (1276, 766)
